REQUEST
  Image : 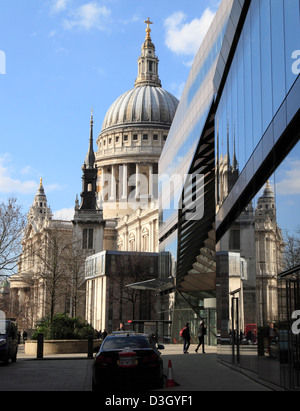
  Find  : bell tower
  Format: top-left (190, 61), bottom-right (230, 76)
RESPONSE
top-left (72, 109), bottom-right (105, 254)
top-left (79, 109), bottom-right (98, 211)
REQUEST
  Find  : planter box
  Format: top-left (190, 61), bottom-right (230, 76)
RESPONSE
top-left (25, 339), bottom-right (102, 355)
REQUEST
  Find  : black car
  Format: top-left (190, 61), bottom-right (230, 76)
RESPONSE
top-left (92, 332), bottom-right (164, 391)
top-left (0, 320), bottom-right (18, 365)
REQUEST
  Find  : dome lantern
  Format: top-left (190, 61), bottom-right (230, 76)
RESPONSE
top-left (134, 18), bottom-right (162, 88)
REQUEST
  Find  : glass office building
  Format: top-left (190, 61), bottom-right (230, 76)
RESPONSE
top-left (159, 0), bottom-right (300, 389)
top-left (159, 0), bottom-right (234, 345)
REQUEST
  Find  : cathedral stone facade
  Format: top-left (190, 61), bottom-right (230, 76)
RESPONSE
top-left (85, 19), bottom-right (179, 331)
top-left (8, 20), bottom-right (179, 333)
top-left (9, 180), bottom-right (75, 332)
top-left (96, 19), bottom-right (178, 253)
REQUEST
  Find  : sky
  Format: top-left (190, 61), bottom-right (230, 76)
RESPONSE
top-left (0, 0), bottom-right (220, 219)
top-left (0, 0), bottom-right (299, 236)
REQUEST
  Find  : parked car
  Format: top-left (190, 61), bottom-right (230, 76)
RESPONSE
top-left (92, 332), bottom-right (164, 391)
top-left (0, 320), bottom-right (18, 365)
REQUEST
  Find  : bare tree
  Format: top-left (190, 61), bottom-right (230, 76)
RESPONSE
top-left (65, 241), bottom-right (87, 318)
top-left (34, 226), bottom-right (74, 322)
top-left (0, 197), bottom-right (26, 279)
top-left (109, 253), bottom-right (156, 325)
top-left (282, 228), bottom-right (300, 270)
top-left (11, 222), bottom-right (87, 328)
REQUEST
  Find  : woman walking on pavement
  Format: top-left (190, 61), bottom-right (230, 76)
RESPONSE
top-left (195, 320), bottom-right (206, 353)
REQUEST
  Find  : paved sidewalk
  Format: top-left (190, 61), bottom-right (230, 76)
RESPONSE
top-left (159, 344), bottom-right (272, 391)
top-left (1, 343), bottom-right (274, 392)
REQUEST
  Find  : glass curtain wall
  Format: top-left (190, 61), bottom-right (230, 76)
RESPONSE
top-left (216, 0), bottom-right (300, 206)
top-left (216, 0), bottom-right (300, 389)
top-left (159, 0), bottom-right (234, 347)
top-left (217, 141), bottom-right (300, 389)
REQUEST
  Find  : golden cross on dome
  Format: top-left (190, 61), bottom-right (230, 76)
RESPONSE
top-left (144, 18), bottom-right (153, 39)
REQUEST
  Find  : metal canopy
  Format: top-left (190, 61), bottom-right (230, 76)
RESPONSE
top-left (126, 277), bottom-right (175, 293)
top-left (176, 108), bottom-right (216, 294)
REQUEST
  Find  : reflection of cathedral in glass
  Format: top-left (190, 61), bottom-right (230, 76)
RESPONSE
top-left (216, 119), bottom-right (239, 208)
top-left (216, 120), bottom-right (285, 328)
top-left (158, 0), bottom-right (299, 391)
top-left (255, 182), bottom-right (284, 326)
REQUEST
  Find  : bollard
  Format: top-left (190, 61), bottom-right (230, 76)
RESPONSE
top-left (88, 336), bottom-right (94, 358)
top-left (37, 333), bottom-right (44, 359)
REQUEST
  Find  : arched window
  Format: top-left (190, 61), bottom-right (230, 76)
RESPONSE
top-left (142, 228), bottom-right (149, 252)
top-left (129, 233), bottom-right (135, 251)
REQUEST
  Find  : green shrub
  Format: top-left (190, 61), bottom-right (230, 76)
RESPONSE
top-left (32, 314), bottom-right (97, 340)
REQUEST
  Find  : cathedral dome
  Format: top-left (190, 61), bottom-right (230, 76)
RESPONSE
top-left (101, 85), bottom-right (178, 132)
top-left (99, 18), bottom-right (178, 136)
top-left (95, 19), bottom-right (179, 221)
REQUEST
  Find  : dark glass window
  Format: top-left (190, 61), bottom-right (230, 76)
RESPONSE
top-left (102, 336), bottom-right (150, 350)
top-left (83, 228), bottom-right (93, 250)
top-left (229, 229), bottom-right (240, 250)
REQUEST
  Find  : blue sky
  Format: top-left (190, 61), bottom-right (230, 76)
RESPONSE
top-left (0, 0), bottom-right (299, 236)
top-left (0, 0), bottom-right (219, 219)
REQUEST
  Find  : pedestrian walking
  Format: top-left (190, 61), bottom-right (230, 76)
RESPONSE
top-left (195, 320), bottom-right (206, 353)
top-left (181, 322), bottom-right (191, 354)
top-left (267, 322), bottom-right (277, 353)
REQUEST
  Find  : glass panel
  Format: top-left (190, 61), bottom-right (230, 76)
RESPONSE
top-left (271, 0), bottom-right (286, 114)
top-left (243, 15), bottom-right (253, 158)
top-left (251, 0), bottom-right (262, 146)
top-left (260, 0), bottom-right (273, 134)
top-left (236, 40), bottom-right (246, 170)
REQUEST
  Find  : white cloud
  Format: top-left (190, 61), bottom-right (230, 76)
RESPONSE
top-left (45, 183), bottom-right (64, 193)
top-left (51, 0), bottom-right (69, 13)
top-left (0, 154), bottom-right (64, 196)
top-left (53, 207), bottom-right (74, 221)
top-left (21, 166), bottom-right (33, 175)
top-left (276, 159), bottom-right (300, 196)
top-left (164, 8), bottom-right (216, 56)
top-left (169, 82), bottom-right (186, 100)
top-left (63, 2), bottom-right (111, 30)
top-left (0, 155), bottom-right (37, 195)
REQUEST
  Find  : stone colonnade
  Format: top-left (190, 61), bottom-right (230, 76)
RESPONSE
top-left (98, 162), bottom-right (157, 202)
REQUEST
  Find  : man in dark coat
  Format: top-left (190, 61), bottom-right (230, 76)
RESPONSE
top-left (195, 320), bottom-right (206, 353)
top-left (182, 323), bottom-right (191, 354)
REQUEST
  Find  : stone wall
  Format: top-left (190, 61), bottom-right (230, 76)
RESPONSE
top-left (25, 339), bottom-right (102, 355)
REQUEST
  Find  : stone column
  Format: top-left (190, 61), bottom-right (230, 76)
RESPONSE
top-left (121, 164), bottom-right (128, 200)
top-left (149, 163), bottom-right (153, 199)
top-left (100, 167), bottom-right (105, 202)
top-left (135, 163), bottom-right (140, 198)
top-left (110, 165), bottom-right (116, 201)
